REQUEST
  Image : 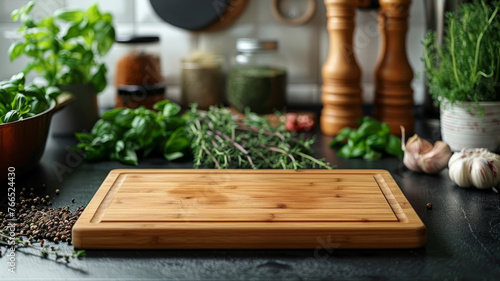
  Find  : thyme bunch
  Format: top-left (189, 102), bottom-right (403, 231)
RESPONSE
top-left (185, 106), bottom-right (333, 170)
top-left (423, 0), bottom-right (500, 110)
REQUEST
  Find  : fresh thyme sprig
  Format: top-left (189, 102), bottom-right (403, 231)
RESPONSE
top-left (185, 106), bottom-right (333, 170)
top-left (0, 232), bottom-right (85, 262)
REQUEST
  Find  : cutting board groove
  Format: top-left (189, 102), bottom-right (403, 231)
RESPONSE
top-left (73, 169), bottom-right (426, 249)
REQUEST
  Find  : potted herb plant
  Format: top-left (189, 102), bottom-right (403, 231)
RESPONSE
top-left (9, 2), bottom-right (115, 135)
top-left (423, 0), bottom-right (500, 151)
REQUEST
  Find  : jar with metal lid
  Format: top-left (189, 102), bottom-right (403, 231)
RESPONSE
top-left (227, 38), bottom-right (287, 114)
top-left (114, 35), bottom-right (164, 109)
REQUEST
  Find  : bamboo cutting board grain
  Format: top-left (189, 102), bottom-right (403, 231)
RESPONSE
top-left (72, 169), bottom-right (426, 249)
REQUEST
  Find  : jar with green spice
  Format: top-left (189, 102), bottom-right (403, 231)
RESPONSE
top-left (227, 38), bottom-right (287, 114)
top-left (181, 51), bottom-right (224, 109)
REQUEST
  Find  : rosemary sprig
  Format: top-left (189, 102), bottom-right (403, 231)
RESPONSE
top-left (0, 232), bottom-right (85, 262)
top-left (185, 106), bottom-right (333, 170)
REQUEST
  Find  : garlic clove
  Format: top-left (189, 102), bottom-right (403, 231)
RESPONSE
top-left (403, 152), bottom-right (423, 172)
top-left (405, 134), bottom-right (433, 155)
top-left (470, 158), bottom-right (495, 189)
top-left (400, 126), bottom-right (452, 174)
top-left (448, 148), bottom-right (466, 167)
top-left (449, 157), bottom-right (473, 188)
top-left (420, 141), bottom-right (452, 174)
top-left (490, 156), bottom-right (500, 186)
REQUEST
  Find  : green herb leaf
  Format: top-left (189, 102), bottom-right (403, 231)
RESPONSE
top-left (55, 10), bottom-right (85, 23)
top-left (90, 64), bottom-right (107, 93)
top-left (9, 2), bottom-right (115, 93)
top-left (366, 134), bottom-right (386, 150)
top-left (101, 107), bottom-right (124, 120)
top-left (423, 0), bottom-right (500, 111)
top-left (385, 134), bottom-right (403, 157)
top-left (11, 94), bottom-right (27, 111)
top-left (363, 149), bottom-right (382, 161)
top-left (331, 117), bottom-right (401, 160)
top-left (164, 127), bottom-right (189, 160)
top-left (8, 42), bottom-right (26, 61)
top-left (86, 4), bottom-right (101, 24)
top-left (357, 117), bottom-right (381, 137)
top-left (3, 110), bottom-right (22, 123)
top-left (162, 103), bottom-right (181, 117)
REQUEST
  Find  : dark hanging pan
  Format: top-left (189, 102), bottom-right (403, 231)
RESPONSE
top-left (150, 0), bottom-right (249, 32)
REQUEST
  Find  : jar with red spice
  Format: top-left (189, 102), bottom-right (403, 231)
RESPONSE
top-left (114, 35), bottom-right (165, 109)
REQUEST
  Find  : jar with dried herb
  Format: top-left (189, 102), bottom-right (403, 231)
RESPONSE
top-left (181, 51), bottom-right (224, 109)
top-left (227, 38), bottom-right (287, 114)
top-left (114, 35), bottom-right (164, 109)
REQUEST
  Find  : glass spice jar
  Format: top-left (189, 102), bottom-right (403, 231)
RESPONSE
top-left (114, 35), bottom-right (164, 109)
top-left (227, 38), bottom-right (287, 114)
top-left (181, 51), bottom-right (224, 109)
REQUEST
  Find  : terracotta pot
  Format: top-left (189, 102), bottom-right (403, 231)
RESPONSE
top-left (0, 95), bottom-right (73, 178)
top-left (51, 83), bottom-right (98, 136)
top-left (440, 101), bottom-right (500, 152)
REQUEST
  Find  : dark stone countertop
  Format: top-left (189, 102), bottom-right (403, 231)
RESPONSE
top-left (1, 110), bottom-right (500, 281)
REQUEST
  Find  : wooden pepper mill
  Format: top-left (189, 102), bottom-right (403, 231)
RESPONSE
top-left (321, 0), bottom-right (363, 136)
top-left (374, 0), bottom-right (414, 135)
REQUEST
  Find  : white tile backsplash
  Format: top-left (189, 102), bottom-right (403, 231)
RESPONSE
top-left (0, 0), bottom-right (64, 23)
top-left (134, 0), bottom-right (163, 24)
top-left (136, 23), bottom-right (195, 84)
top-left (0, 0), bottom-right (429, 106)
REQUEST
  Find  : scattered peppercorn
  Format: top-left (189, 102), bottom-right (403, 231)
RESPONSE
top-left (0, 186), bottom-right (84, 245)
top-left (426, 203), bottom-right (433, 209)
top-left (55, 189), bottom-right (60, 195)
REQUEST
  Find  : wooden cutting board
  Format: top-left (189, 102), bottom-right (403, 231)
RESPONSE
top-left (72, 169), bottom-right (426, 249)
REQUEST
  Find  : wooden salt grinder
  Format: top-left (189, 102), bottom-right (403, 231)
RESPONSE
top-left (320, 0), bottom-right (363, 136)
top-left (374, 0), bottom-right (414, 135)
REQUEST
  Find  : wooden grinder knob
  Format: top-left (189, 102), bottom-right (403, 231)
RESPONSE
top-left (320, 0), bottom-right (363, 136)
top-left (374, 0), bottom-right (414, 135)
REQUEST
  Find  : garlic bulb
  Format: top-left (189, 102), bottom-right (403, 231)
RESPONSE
top-left (448, 148), bottom-right (500, 189)
top-left (400, 126), bottom-right (452, 174)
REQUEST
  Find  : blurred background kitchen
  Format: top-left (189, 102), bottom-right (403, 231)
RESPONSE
top-left (0, 0), bottom-right (427, 109)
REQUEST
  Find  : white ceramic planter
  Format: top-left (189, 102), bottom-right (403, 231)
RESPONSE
top-left (50, 83), bottom-right (99, 136)
top-left (440, 101), bottom-right (500, 152)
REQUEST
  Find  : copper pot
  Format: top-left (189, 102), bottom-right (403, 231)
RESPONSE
top-left (0, 94), bottom-right (74, 178)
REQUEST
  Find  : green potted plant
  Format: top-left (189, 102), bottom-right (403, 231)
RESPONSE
top-left (9, 1), bottom-right (115, 135)
top-left (423, 0), bottom-right (500, 151)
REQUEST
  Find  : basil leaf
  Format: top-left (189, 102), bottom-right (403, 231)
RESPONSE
top-left (55, 10), bottom-right (84, 23)
top-left (3, 110), bottom-right (22, 123)
top-left (90, 64), bottom-right (107, 93)
top-left (366, 134), bottom-right (387, 150)
top-left (153, 99), bottom-right (171, 111)
top-left (165, 152), bottom-right (184, 161)
top-left (357, 117), bottom-right (381, 137)
top-left (350, 140), bottom-right (366, 158)
top-left (329, 127), bottom-right (353, 148)
top-left (101, 108), bottom-right (124, 120)
top-left (45, 86), bottom-right (61, 99)
top-left (8, 42), bottom-right (26, 61)
top-left (385, 134), bottom-right (403, 157)
top-left (30, 98), bottom-right (49, 114)
top-left (86, 4), bottom-right (101, 24)
top-left (337, 145), bottom-right (352, 158)
top-left (10, 72), bottom-right (25, 85)
top-left (164, 127), bottom-right (189, 160)
top-left (163, 103), bottom-right (181, 117)
top-left (131, 116), bottom-right (147, 136)
top-left (363, 149), bottom-right (382, 161)
top-left (11, 94), bottom-right (27, 111)
top-left (63, 23), bottom-right (81, 40)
